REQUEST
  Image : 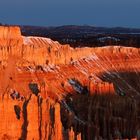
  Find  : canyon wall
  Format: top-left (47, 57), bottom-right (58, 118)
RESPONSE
top-left (0, 26), bottom-right (140, 139)
top-left (0, 26), bottom-right (140, 66)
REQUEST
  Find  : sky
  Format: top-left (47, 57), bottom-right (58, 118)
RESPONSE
top-left (0, 0), bottom-right (140, 28)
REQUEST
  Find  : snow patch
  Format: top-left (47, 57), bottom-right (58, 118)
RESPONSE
top-left (22, 37), bottom-right (33, 45)
top-left (68, 79), bottom-right (83, 94)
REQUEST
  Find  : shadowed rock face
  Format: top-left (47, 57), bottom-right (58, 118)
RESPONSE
top-left (0, 26), bottom-right (140, 139)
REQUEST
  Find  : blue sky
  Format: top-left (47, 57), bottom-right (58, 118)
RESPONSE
top-left (0, 0), bottom-right (140, 28)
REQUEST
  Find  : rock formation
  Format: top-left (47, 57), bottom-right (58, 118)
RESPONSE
top-left (0, 26), bottom-right (140, 139)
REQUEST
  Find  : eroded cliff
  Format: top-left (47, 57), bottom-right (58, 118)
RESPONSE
top-left (0, 26), bottom-right (140, 140)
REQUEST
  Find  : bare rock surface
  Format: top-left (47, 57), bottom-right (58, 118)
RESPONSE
top-left (0, 26), bottom-right (140, 139)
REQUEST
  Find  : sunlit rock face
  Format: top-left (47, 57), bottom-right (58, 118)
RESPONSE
top-left (0, 26), bottom-right (140, 139)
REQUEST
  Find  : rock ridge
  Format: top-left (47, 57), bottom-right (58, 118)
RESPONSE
top-left (0, 26), bottom-right (140, 139)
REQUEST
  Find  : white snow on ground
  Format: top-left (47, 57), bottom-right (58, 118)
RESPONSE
top-left (22, 36), bottom-right (33, 45)
top-left (28, 36), bottom-right (59, 45)
top-left (44, 38), bottom-right (52, 44)
top-left (23, 36), bottom-right (60, 46)
top-left (68, 79), bottom-right (83, 94)
top-left (98, 36), bottom-right (120, 42)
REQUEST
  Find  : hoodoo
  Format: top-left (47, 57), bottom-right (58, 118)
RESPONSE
top-left (0, 26), bottom-right (140, 139)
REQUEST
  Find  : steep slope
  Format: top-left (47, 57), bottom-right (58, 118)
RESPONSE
top-left (0, 26), bottom-right (140, 139)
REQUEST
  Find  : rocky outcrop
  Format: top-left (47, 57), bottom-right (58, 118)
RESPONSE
top-left (0, 26), bottom-right (140, 67)
top-left (0, 26), bottom-right (21, 39)
top-left (0, 26), bottom-right (140, 139)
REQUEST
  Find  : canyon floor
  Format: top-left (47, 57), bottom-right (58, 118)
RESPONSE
top-left (0, 26), bottom-right (140, 140)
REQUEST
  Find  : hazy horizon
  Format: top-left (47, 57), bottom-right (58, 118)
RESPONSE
top-left (0, 0), bottom-right (140, 28)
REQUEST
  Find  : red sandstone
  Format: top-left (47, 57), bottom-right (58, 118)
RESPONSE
top-left (0, 26), bottom-right (140, 139)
